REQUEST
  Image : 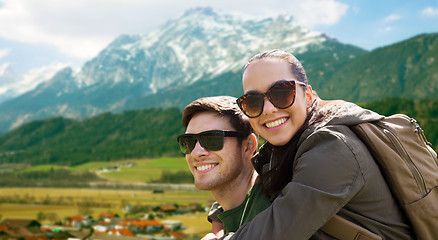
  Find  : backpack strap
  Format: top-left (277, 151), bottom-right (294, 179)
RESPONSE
top-left (320, 215), bottom-right (382, 240)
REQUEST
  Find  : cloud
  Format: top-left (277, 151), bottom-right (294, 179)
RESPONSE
top-left (421, 7), bottom-right (438, 17)
top-left (384, 14), bottom-right (401, 22)
top-left (378, 26), bottom-right (393, 33)
top-left (0, 48), bottom-right (11, 59)
top-left (20, 62), bottom-right (69, 88)
top-left (289, 0), bottom-right (349, 28)
top-left (0, 62), bottom-right (9, 76)
top-left (212, 0), bottom-right (349, 28)
top-left (0, 0), bottom-right (177, 59)
top-left (0, 0), bottom-right (349, 60)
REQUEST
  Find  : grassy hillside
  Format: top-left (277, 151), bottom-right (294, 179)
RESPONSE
top-left (318, 33), bottom-right (438, 102)
top-left (0, 108), bottom-right (185, 166)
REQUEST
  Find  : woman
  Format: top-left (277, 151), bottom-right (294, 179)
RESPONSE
top-left (215, 50), bottom-right (414, 239)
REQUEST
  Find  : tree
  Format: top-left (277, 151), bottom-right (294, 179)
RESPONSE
top-left (78, 205), bottom-right (94, 216)
top-left (37, 212), bottom-right (46, 221)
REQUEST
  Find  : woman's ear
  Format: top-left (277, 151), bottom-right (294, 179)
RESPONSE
top-left (305, 85), bottom-right (313, 108)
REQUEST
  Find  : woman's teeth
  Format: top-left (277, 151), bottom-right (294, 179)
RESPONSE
top-left (265, 118), bottom-right (287, 128)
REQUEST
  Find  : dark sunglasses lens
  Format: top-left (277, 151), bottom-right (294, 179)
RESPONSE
top-left (178, 132), bottom-right (225, 154)
top-left (200, 133), bottom-right (224, 151)
top-left (178, 136), bottom-right (196, 154)
top-left (268, 82), bottom-right (295, 109)
top-left (239, 94), bottom-right (264, 117)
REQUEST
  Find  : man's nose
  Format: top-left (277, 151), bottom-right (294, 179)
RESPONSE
top-left (190, 140), bottom-right (209, 156)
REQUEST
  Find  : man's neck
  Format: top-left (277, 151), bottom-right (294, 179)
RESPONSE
top-left (211, 171), bottom-right (258, 211)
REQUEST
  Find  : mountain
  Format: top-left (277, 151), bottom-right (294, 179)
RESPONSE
top-left (318, 33), bottom-right (438, 102)
top-left (0, 7), bottom-right (366, 133)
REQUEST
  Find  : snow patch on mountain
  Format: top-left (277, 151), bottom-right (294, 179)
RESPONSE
top-left (0, 63), bottom-right (71, 103)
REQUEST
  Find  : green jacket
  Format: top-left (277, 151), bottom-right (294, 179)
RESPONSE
top-left (227, 101), bottom-right (413, 240)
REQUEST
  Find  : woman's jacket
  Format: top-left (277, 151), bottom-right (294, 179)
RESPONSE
top-left (229, 100), bottom-right (413, 240)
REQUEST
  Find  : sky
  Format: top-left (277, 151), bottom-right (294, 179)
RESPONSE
top-left (0, 0), bottom-right (437, 76)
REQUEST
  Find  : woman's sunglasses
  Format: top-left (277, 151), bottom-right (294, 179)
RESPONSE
top-left (177, 130), bottom-right (249, 154)
top-left (236, 80), bottom-right (307, 118)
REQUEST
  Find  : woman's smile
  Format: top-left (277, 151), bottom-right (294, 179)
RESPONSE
top-left (264, 117), bottom-right (288, 129)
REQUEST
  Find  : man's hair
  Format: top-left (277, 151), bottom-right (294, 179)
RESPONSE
top-left (182, 96), bottom-right (254, 135)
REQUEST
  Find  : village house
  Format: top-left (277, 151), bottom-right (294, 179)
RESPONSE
top-left (98, 213), bottom-right (121, 223)
top-left (90, 234), bottom-right (153, 240)
top-left (64, 216), bottom-right (93, 228)
top-left (93, 221), bottom-right (115, 233)
top-left (161, 221), bottom-right (183, 231)
top-left (0, 219), bottom-right (43, 239)
top-left (116, 220), bottom-right (164, 234)
top-left (154, 205), bottom-right (177, 216)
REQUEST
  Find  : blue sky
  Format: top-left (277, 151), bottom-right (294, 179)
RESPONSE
top-left (0, 0), bottom-right (437, 75)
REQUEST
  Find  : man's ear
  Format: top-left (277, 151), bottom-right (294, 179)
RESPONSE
top-left (243, 133), bottom-right (258, 157)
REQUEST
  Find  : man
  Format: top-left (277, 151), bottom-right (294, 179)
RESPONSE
top-left (177, 96), bottom-right (271, 238)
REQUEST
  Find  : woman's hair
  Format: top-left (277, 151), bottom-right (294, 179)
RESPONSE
top-left (243, 49), bottom-right (308, 85)
top-left (243, 50), bottom-right (315, 196)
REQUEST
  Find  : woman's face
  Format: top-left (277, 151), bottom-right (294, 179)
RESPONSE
top-left (242, 58), bottom-right (310, 146)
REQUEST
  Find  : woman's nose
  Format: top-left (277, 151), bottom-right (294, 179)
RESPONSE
top-left (262, 98), bottom-right (277, 115)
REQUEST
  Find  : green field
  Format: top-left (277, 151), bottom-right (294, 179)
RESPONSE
top-left (4, 157), bottom-right (190, 183)
top-left (97, 157), bottom-right (190, 183)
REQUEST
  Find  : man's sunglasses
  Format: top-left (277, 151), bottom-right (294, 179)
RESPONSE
top-left (177, 130), bottom-right (249, 154)
top-left (236, 80), bottom-right (307, 118)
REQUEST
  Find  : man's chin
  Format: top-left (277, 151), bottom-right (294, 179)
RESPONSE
top-left (194, 181), bottom-right (215, 191)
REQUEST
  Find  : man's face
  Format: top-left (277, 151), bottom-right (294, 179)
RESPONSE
top-left (185, 112), bottom-right (248, 191)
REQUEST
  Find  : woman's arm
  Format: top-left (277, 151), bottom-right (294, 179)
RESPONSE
top-left (227, 128), bottom-right (366, 239)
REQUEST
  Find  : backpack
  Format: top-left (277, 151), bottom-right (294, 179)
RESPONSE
top-left (327, 114), bottom-right (438, 240)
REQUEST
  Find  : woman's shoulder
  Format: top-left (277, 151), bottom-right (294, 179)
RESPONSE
top-left (300, 123), bottom-right (356, 150)
top-left (297, 121), bottom-right (378, 175)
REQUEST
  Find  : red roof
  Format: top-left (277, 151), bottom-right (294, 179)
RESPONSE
top-left (108, 228), bottom-right (134, 236)
top-left (169, 231), bottom-right (187, 239)
top-left (99, 212), bottom-right (116, 218)
top-left (117, 220), bottom-right (162, 227)
top-left (159, 205), bottom-right (177, 211)
top-left (0, 225), bottom-right (8, 231)
top-left (71, 216), bottom-right (83, 221)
